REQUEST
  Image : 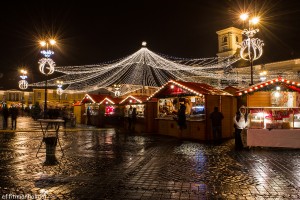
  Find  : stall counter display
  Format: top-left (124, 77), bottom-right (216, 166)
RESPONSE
top-left (124, 104), bottom-right (145, 118)
top-left (249, 107), bottom-right (300, 129)
top-left (158, 96), bottom-right (205, 120)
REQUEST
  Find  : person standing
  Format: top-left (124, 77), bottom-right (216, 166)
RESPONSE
top-left (86, 107), bottom-right (91, 125)
top-left (10, 104), bottom-right (19, 130)
top-left (127, 106), bottom-right (133, 130)
top-left (177, 99), bottom-right (187, 131)
top-left (233, 105), bottom-right (248, 150)
top-left (209, 106), bottom-right (224, 143)
top-left (2, 104), bottom-right (9, 129)
top-left (131, 107), bottom-right (137, 131)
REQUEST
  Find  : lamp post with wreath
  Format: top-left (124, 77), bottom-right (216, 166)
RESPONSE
top-left (19, 69), bottom-right (28, 90)
top-left (113, 84), bottom-right (121, 97)
top-left (38, 39), bottom-right (56, 118)
top-left (239, 13), bottom-right (264, 85)
top-left (19, 69), bottom-right (28, 114)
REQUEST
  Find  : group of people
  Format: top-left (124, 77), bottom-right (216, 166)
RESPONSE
top-left (175, 102), bottom-right (248, 149)
top-left (1, 104), bottom-right (19, 130)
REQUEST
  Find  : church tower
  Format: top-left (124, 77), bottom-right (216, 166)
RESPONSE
top-left (216, 27), bottom-right (243, 58)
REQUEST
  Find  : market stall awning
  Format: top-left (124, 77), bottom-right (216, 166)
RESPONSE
top-left (236, 77), bottom-right (300, 96)
top-left (148, 80), bottom-right (233, 100)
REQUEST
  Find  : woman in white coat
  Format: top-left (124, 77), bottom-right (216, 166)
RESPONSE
top-left (233, 105), bottom-right (249, 150)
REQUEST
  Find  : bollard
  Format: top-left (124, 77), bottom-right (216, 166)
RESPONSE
top-left (43, 137), bottom-right (58, 165)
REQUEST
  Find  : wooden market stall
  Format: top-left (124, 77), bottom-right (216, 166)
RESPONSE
top-left (75, 94), bottom-right (121, 127)
top-left (236, 77), bottom-right (300, 148)
top-left (148, 80), bottom-right (236, 141)
top-left (119, 95), bottom-right (149, 133)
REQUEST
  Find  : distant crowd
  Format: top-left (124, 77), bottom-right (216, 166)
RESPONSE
top-left (0, 102), bottom-right (74, 130)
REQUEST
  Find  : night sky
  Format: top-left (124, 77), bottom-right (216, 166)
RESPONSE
top-left (1, 0), bottom-right (300, 90)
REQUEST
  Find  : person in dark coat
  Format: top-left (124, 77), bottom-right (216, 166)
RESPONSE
top-left (127, 106), bottom-right (133, 130)
top-left (177, 101), bottom-right (187, 130)
top-left (10, 104), bottom-right (19, 130)
top-left (131, 107), bottom-right (137, 131)
top-left (209, 106), bottom-right (224, 143)
top-left (2, 104), bottom-right (9, 129)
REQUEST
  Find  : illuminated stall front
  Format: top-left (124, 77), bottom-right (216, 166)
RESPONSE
top-left (119, 95), bottom-right (148, 133)
top-left (148, 80), bottom-right (235, 141)
top-left (237, 77), bottom-right (300, 148)
top-left (78, 94), bottom-right (121, 126)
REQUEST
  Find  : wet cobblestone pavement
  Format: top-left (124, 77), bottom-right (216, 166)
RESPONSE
top-left (0, 116), bottom-right (300, 199)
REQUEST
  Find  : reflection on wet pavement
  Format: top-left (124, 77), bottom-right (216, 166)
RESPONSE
top-left (0, 116), bottom-right (300, 199)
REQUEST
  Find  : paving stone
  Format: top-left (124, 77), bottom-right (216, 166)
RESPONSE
top-left (0, 116), bottom-right (300, 199)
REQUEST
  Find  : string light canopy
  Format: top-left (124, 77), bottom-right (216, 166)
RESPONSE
top-left (30, 43), bottom-right (240, 93)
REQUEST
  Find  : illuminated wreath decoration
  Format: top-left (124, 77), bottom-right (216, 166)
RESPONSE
top-left (57, 87), bottom-right (63, 95)
top-left (19, 80), bottom-right (28, 90)
top-left (38, 58), bottom-right (56, 75)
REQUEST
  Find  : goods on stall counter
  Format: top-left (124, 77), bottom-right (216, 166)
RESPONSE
top-left (266, 122), bottom-right (290, 129)
top-left (250, 121), bottom-right (264, 129)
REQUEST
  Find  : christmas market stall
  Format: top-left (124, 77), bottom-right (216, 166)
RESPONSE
top-left (237, 77), bottom-right (300, 148)
top-left (75, 94), bottom-right (121, 127)
top-left (148, 80), bottom-right (236, 141)
top-left (119, 95), bottom-right (148, 133)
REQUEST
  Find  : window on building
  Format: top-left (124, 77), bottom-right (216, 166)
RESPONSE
top-left (222, 36), bottom-right (228, 44)
top-left (37, 92), bottom-right (41, 99)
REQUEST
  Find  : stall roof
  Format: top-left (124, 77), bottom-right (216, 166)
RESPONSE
top-left (73, 101), bottom-right (82, 106)
top-left (119, 95), bottom-right (149, 104)
top-left (236, 77), bottom-right (300, 96)
top-left (223, 86), bottom-right (241, 95)
top-left (80, 94), bottom-right (122, 104)
top-left (147, 80), bottom-right (233, 100)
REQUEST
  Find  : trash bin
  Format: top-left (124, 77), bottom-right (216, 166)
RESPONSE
top-left (43, 137), bottom-right (58, 165)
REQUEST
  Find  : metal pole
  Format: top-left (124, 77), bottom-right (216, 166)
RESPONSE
top-left (44, 79), bottom-right (47, 118)
top-left (250, 58), bottom-right (254, 85)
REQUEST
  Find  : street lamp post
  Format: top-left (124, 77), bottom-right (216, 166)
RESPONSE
top-left (19, 69), bottom-right (28, 115)
top-left (239, 13), bottom-right (264, 85)
top-left (39, 39), bottom-right (56, 118)
top-left (19, 69), bottom-right (28, 90)
top-left (113, 84), bottom-right (121, 97)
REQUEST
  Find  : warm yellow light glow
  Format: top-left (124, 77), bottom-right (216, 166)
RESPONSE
top-left (49, 39), bottom-right (56, 45)
top-left (40, 41), bottom-right (46, 47)
top-left (240, 13), bottom-right (249, 21)
top-left (40, 39), bottom-right (56, 47)
top-left (257, 112), bottom-right (264, 117)
top-left (260, 71), bottom-right (267, 75)
top-left (250, 17), bottom-right (260, 25)
top-left (276, 86), bottom-right (280, 91)
top-left (21, 69), bottom-right (27, 74)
